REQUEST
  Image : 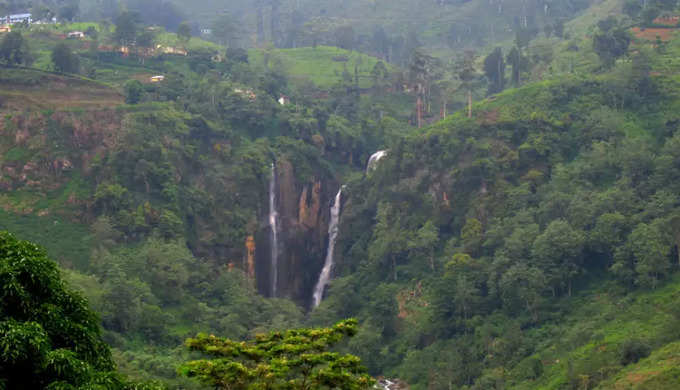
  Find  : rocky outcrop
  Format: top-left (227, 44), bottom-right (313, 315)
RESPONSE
top-left (245, 235), bottom-right (256, 279)
top-left (298, 181), bottom-right (322, 229)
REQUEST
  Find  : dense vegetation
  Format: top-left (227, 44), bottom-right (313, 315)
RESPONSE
top-left (2, 0), bottom-right (680, 389)
top-left (0, 231), bottom-right (159, 389)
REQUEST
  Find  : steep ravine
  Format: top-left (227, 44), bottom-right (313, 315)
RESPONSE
top-left (254, 158), bottom-right (338, 303)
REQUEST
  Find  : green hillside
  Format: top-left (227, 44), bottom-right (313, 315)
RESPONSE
top-left (4, 0), bottom-right (680, 389)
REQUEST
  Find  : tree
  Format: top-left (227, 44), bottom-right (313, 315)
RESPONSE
top-left (407, 220), bottom-right (439, 271)
top-left (499, 263), bottom-right (546, 321)
top-left (0, 31), bottom-right (33, 66)
top-left (136, 30), bottom-right (156, 61)
top-left (124, 80), bottom-right (145, 104)
top-left (370, 60), bottom-right (389, 92)
top-left (51, 43), bottom-right (79, 73)
top-left (179, 319), bottom-right (375, 390)
top-left (531, 220), bottom-right (585, 296)
top-left (409, 49), bottom-right (439, 127)
top-left (483, 47), bottom-right (506, 95)
top-left (641, 6), bottom-right (661, 26)
top-left (628, 222), bottom-right (671, 289)
top-left (58, 2), bottom-right (79, 22)
top-left (85, 26), bottom-right (98, 39)
top-left (592, 19), bottom-right (631, 68)
top-left (456, 49), bottom-right (479, 118)
top-left (212, 13), bottom-right (240, 47)
top-left (623, 0), bottom-right (643, 18)
top-left (653, 0), bottom-right (678, 11)
top-left (461, 217), bottom-right (483, 256)
top-left (115, 11), bottom-right (139, 47)
top-left (31, 5), bottom-right (53, 22)
top-left (506, 46), bottom-right (528, 87)
top-left (335, 25), bottom-right (356, 51)
top-left (0, 232), bottom-right (122, 388)
top-left (177, 21), bottom-right (192, 45)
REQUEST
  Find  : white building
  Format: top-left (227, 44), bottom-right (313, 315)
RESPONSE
top-left (67, 31), bottom-right (85, 39)
top-left (4, 13), bottom-right (32, 25)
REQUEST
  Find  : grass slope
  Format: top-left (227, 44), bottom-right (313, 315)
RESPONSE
top-left (508, 276), bottom-right (680, 390)
top-left (0, 67), bottom-right (123, 110)
top-left (249, 45), bottom-right (389, 88)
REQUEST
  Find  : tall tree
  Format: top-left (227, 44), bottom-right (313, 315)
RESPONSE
top-left (177, 21), bottom-right (192, 45)
top-left (483, 47), bottom-right (506, 95)
top-left (456, 49), bottom-right (479, 118)
top-left (409, 49), bottom-right (439, 127)
top-left (212, 13), bottom-right (240, 47)
top-left (506, 46), bottom-right (527, 86)
top-left (114, 11), bottom-right (139, 47)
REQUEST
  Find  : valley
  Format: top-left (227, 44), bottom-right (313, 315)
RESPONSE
top-left (2, 0), bottom-right (680, 389)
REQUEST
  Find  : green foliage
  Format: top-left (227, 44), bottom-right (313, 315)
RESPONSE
top-left (0, 31), bottom-right (34, 66)
top-left (124, 80), bottom-right (145, 104)
top-left (51, 43), bottom-right (80, 74)
top-left (592, 18), bottom-right (631, 68)
top-left (0, 231), bottom-right (126, 389)
top-left (620, 339), bottom-right (652, 365)
top-left (180, 319), bottom-right (374, 390)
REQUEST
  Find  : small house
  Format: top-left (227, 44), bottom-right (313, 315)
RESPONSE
top-left (67, 31), bottom-right (85, 39)
top-left (200, 28), bottom-right (212, 36)
top-left (0, 25), bottom-right (10, 33)
top-left (150, 75), bottom-right (165, 83)
top-left (156, 44), bottom-right (188, 56)
top-left (278, 95), bottom-right (290, 105)
top-left (233, 88), bottom-right (257, 100)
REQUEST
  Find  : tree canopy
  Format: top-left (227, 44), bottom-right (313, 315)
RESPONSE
top-left (179, 319), bottom-right (374, 389)
top-left (0, 231), bottom-right (151, 389)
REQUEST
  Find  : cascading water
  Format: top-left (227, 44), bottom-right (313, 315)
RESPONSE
top-left (366, 150), bottom-right (388, 173)
top-left (268, 163), bottom-right (279, 297)
top-left (312, 187), bottom-right (343, 308)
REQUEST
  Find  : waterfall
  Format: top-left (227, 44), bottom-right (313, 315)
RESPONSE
top-left (269, 163), bottom-right (279, 297)
top-left (366, 150), bottom-right (388, 173)
top-left (312, 187), bottom-right (343, 308)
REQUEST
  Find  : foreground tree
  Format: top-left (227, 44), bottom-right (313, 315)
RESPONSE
top-left (0, 231), bottom-right (156, 389)
top-left (179, 319), bottom-right (375, 389)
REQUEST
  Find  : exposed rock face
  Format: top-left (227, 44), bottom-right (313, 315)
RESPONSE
top-left (254, 158), bottom-right (335, 304)
top-left (245, 235), bottom-right (256, 279)
top-left (298, 181), bottom-right (322, 229)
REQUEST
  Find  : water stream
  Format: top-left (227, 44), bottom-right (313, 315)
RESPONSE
top-left (269, 163), bottom-right (279, 297)
top-left (312, 187), bottom-right (343, 308)
top-left (366, 150), bottom-right (388, 173)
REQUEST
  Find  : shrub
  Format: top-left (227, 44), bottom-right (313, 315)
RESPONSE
top-left (620, 339), bottom-right (652, 365)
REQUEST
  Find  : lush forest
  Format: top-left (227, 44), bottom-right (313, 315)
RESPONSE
top-left (2, 0), bottom-right (680, 389)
